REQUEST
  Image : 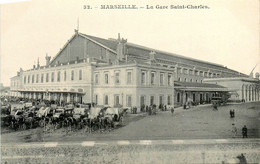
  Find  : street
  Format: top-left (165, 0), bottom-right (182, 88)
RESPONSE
top-left (1, 102), bottom-right (259, 163)
top-left (1, 102), bottom-right (259, 142)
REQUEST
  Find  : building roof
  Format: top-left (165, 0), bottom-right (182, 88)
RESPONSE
top-left (77, 33), bottom-right (246, 76)
top-left (45, 31), bottom-right (247, 77)
top-left (80, 33), bottom-right (118, 51)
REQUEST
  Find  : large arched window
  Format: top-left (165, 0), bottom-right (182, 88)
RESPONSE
top-left (177, 93), bottom-right (180, 102)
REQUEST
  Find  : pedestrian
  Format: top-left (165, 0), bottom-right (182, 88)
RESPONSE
top-left (242, 125), bottom-right (247, 138)
top-left (171, 107), bottom-right (174, 116)
top-left (232, 109), bottom-right (235, 118)
top-left (231, 123), bottom-right (237, 138)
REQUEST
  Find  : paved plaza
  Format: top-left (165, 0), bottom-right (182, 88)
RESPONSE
top-left (1, 102), bottom-right (259, 142)
top-left (1, 102), bottom-right (259, 163)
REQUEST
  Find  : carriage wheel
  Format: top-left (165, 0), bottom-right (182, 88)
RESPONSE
top-left (39, 120), bottom-right (44, 127)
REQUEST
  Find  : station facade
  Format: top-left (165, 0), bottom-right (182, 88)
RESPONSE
top-left (10, 30), bottom-right (260, 108)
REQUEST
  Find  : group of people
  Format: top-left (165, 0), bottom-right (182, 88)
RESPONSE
top-left (230, 109), bottom-right (248, 138)
top-left (230, 109), bottom-right (235, 118)
top-left (231, 124), bottom-right (248, 138)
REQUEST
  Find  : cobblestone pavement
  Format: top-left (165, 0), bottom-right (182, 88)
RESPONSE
top-left (1, 139), bottom-right (259, 164)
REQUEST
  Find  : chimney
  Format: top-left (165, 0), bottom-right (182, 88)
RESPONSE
top-left (33, 61), bottom-right (36, 69)
top-left (116, 33), bottom-right (127, 61)
top-left (45, 53), bottom-right (51, 66)
top-left (255, 72), bottom-right (259, 79)
top-left (149, 51), bottom-right (156, 60)
top-left (37, 57), bottom-right (40, 68)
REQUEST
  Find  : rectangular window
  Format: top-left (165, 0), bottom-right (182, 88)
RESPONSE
top-left (183, 69), bottom-right (188, 74)
top-left (95, 74), bottom-right (99, 84)
top-left (114, 94), bottom-right (120, 106)
top-left (160, 73), bottom-right (164, 85)
top-left (32, 75), bottom-right (34, 83)
top-left (36, 74), bottom-right (39, 83)
top-left (24, 76), bottom-right (26, 84)
top-left (168, 74), bottom-right (172, 86)
top-left (51, 72), bottom-right (54, 82)
top-left (159, 95), bottom-right (163, 105)
top-left (115, 72), bottom-right (120, 84)
top-left (46, 73), bottom-right (49, 82)
top-left (167, 95), bottom-right (172, 105)
top-left (151, 72), bottom-right (155, 85)
top-left (41, 74), bottom-right (44, 83)
top-left (150, 96), bottom-right (154, 105)
top-left (177, 68), bottom-right (182, 74)
top-left (64, 71), bottom-right (66, 81)
top-left (141, 71), bottom-right (146, 85)
top-left (104, 73), bottom-right (109, 84)
top-left (189, 69), bottom-right (193, 75)
top-left (195, 70), bottom-right (199, 76)
top-left (71, 70), bottom-right (74, 81)
top-left (200, 71), bottom-right (203, 77)
top-left (95, 95), bottom-right (98, 104)
top-left (79, 70), bottom-right (82, 80)
top-left (177, 93), bottom-right (180, 102)
top-left (104, 95), bottom-right (109, 105)
top-left (57, 71), bottom-right (60, 82)
top-left (28, 75), bottom-right (30, 83)
top-left (126, 95), bottom-right (132, 107)
top-left (209, 73), bottom-right (212, 77)
top-left (127, 71), bottom-right (132, 84)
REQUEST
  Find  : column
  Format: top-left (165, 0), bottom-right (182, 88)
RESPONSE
top-left (67, 93), bottom-right (70, 103)
top-left (182, 91), bottom-right (186, 106)
top-left (75, 94), bottom-right (78, 103)
top-left (60, 93), bottom-right (63, 105)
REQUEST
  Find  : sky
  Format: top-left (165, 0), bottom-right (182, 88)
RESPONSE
top-left (1, 0), bottom-right (259, 86)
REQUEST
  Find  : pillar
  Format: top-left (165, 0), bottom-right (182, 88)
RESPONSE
top-left (67, 93), bottom-right (70, 103)
top-left (182, 91), bottom-right (186, 106)
top-left (60, 93), bottom-right (63, 105)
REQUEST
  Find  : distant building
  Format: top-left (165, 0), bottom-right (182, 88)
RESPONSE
top-left (10, 30), bottom-right (259, 108)
top-left (0, 86), bottom-right (10, 97)
top-left (204, 77), bottom-right (260, 102)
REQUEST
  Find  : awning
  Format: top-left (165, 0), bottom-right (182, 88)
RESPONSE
top-left (18, 89), bottom-right (85, 94)
top-left (174, 81), bottom-right (232, 92)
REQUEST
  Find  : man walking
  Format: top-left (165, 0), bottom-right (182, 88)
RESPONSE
top-left (231, 123), bottom-right (237, 138)
top-left (242, 125), bottom-right (248, 138)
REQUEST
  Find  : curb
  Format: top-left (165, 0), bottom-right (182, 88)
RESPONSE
top-left (2, 138), bottom-right (259, 148)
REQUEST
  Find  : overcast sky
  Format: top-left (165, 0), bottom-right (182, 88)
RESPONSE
top-left (1, 0), bottom-right (259, 86)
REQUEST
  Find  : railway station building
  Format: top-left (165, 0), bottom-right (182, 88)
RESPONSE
top-left (10, 30), bottom-right (260, 108)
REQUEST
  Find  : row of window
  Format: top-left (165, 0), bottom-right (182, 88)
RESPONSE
top-left (177, 77), bottom-right (203, 83)
top-left (141, 71), bottom-right (173, 86)
top-left (23, 70), bottom-right (83, 84)
top-left (94, 94), bottom-right (173, 107)
top-left (95, 71), bottom-right (133, 85)
top-left (94, 71), bottom-right (173, 86)
top-left (178, 68), bottom-right (220, 78)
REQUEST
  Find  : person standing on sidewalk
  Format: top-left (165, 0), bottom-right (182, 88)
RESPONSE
top-left (242, 125), bottom-right (248, 138)
top-left (171, 107), bottom-right (174, 116)
top-left (231, 123), bottom-right (237, 138)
